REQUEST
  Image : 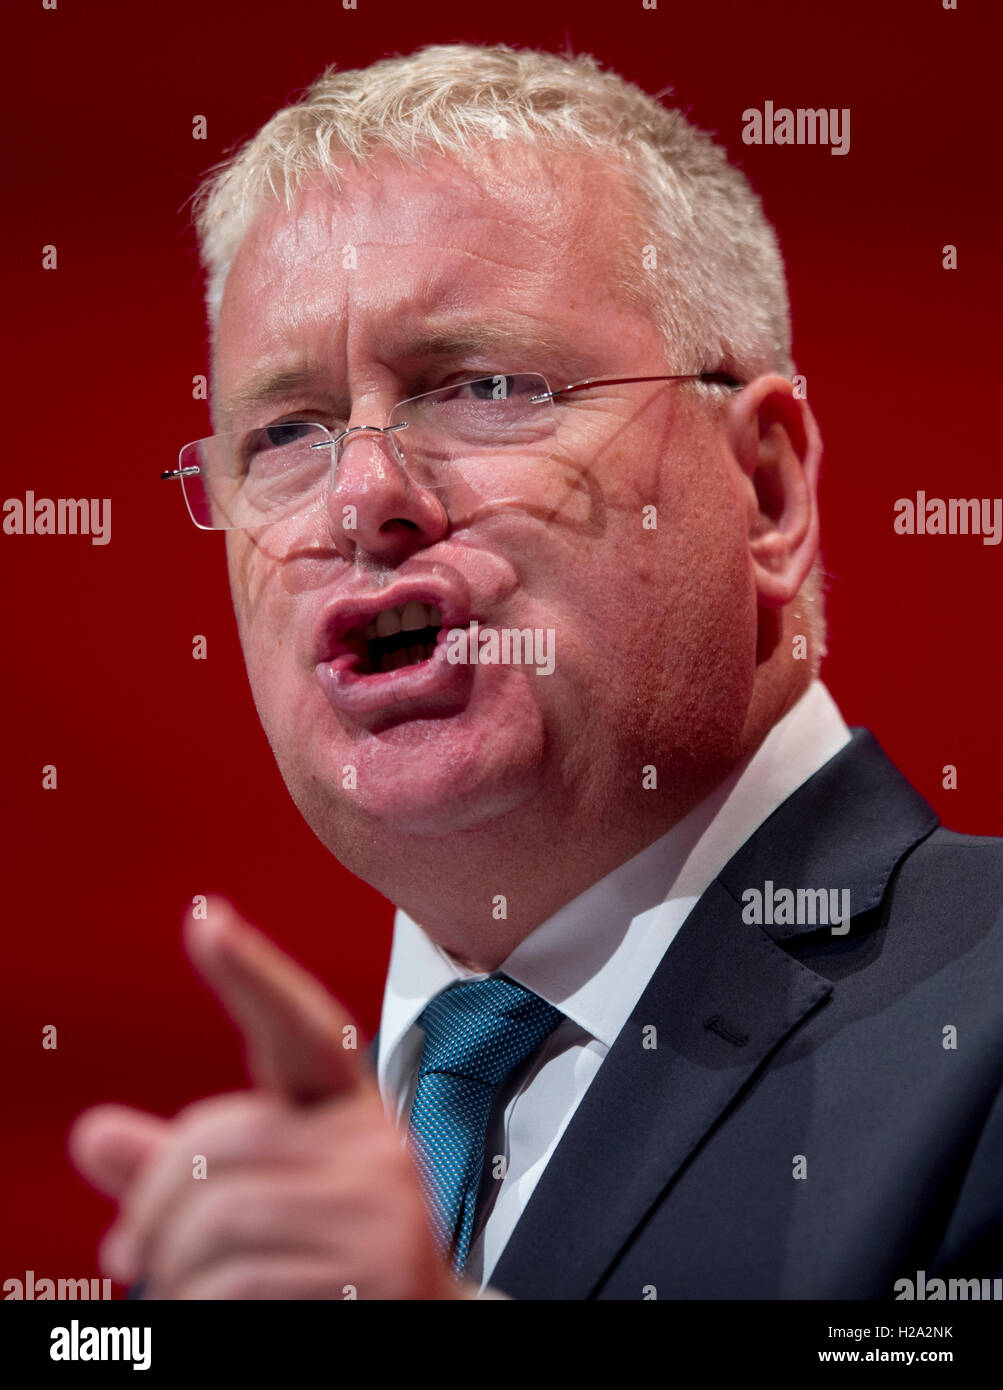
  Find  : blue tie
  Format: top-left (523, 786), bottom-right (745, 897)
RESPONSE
top-left (407, 975), bottom-right (564, 1275)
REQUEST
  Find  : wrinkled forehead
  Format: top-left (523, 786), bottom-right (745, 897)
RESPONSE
top-left (214, 143), bottom-right (645, 375)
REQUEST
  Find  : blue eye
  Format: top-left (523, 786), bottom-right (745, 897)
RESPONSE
top-left (259, 422), bottom-right (317, 449)
top-left (469, 375), bottom-right (518, 400)
top-left (468, 375), bottom-right (512, 399)
top-left (238, 420), bottom-right (324, 479)
top-left (240, 421), bottom-right (317, 468)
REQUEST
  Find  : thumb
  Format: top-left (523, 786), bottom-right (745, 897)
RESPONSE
top-left (183, 897), bottom-right (366, 1106)
top-left (68, 1105), bottom-right (168, 1200)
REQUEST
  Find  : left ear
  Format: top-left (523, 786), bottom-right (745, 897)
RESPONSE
top-left (724, 374), bottom-right (822, 607)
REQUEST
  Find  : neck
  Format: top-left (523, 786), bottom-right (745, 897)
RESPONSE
top-left (348, 667), bottom-right (813, 973)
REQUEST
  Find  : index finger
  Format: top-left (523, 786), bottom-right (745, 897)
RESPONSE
top-left (184, 898), bottom-right (368, 1106)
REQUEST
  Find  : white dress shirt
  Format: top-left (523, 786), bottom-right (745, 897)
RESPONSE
top-left (376, 679), bottom-right (851, 1292)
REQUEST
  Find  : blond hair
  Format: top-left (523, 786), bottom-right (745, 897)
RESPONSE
top-left (191, 42), bottom-right (825, 661)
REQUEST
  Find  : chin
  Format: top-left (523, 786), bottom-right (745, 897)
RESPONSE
top-left (285, 726), bottom-right (545, 844)
top-left (360, 782), bottom-right (530, 837)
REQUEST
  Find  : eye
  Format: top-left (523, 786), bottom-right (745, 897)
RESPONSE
top-left (256, 421), bottom-right (319, 449)
top-left (237, 420), bottom-right (326, 478)
top-left (240, 420), bottom-right (318, 465)
top-left (453, 374), bottom-right (518, 400)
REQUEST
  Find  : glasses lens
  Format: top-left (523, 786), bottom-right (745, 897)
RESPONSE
top-left (386, 373), bottom-right (555, 492)
top-left (177, 422), bottom-right (333, 530)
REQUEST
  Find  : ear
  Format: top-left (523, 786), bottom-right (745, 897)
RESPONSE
top-left (724, 375), bottom-right (822, 607)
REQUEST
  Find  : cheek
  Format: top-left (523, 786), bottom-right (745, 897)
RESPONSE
top-left (656, 490), bottom-right (755, 652)
top-left (600, 425), bottom-right (745, 591)
top-left (653, 428), bottom-right (750, 585)
top-left (226, 532), bottom-right (278, 629)
top-left (225, 534), bottom-right (256, 638)
top-left (584, 447), bottom-right (755, 702)
top-left (225, 538), bottom-right (302, 721)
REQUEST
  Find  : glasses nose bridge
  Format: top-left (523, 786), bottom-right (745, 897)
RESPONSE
top-left (318, 420), bottom-right (409, 475)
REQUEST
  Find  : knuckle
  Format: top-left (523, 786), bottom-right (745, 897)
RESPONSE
top-left (357, 1118), bottom-right (405, 1167)
top-left (225, 1103), bottom-right (287, 1157)
top-left (182, 1261), bottom-right (269, 1300)
top-left (175, 1093), bottom-right (286, 1159)
top-left (221, 1269), bottom-right (272, 1300)
top-left (208, 1262), bottom-right (263, 1299)
top-left (197, 1182), bottom-right (253, 1242)
top-left (174, 1094), bottom-right (229, 1128)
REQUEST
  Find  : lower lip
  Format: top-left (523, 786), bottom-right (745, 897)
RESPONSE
top-left (315, 634), bottom-right (474, 718)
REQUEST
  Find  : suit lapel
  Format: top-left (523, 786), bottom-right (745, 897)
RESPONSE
top-left (490, 880), bottom-right (830, 1298)
top-left (490, 730), bottom-right (939, 1299)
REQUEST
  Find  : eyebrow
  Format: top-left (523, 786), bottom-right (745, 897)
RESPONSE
top-left (219, 365), bottom-right (326, 421)
top-left (406, 323), bottom-right (569, 360)
top-left (218, 322), bottom-right (577, 422)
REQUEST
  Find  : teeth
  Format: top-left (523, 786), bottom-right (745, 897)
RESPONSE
top-left (375, 608), bottom-right (402, 638)
top-left (366, 601), bottom-right (445, 638)
top-left (400, 601), bottom-right (429, 632)
top-left (361, 601), bottom-right (444, 645)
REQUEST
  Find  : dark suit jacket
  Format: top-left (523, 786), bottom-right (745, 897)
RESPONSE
top-left (488, 728), bottom-right (1003, 1298)
top-left (129, 729), bottom-right (1003, 1299)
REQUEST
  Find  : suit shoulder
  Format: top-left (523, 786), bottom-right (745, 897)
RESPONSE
top-left (888, 825), bottom-right (1003, 933)
top-left (902, 824), bottom-right (1003, 866)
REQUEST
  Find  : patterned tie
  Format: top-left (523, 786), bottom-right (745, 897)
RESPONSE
top-left (407, 975), bottom-right (564, 1275)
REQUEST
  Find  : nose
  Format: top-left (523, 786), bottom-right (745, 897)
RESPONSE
top-left (324, 422), bottom-right (448, 562)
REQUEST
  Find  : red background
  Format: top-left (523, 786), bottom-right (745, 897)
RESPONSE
top-left (2, 0), bottom-right (1000, 1292)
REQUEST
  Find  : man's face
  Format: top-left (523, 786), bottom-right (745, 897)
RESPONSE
top-left (215, 145), bottom-right (757, 863)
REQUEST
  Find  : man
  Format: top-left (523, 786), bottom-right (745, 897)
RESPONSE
top-left (69, 43), bottom-right (1002, 1300)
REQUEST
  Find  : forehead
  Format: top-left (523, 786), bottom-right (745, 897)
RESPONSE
top-left (214, 144), bottom-right (649, 405)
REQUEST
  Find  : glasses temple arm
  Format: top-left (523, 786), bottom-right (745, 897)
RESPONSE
top-left (546, 371), bottom-right (743, 400)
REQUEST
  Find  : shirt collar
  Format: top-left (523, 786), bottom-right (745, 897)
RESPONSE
top-left (377, 679), bottom-right (850, 1108)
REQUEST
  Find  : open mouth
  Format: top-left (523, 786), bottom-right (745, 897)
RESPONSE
top-left (345, 600), bottom-right (444, 676)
